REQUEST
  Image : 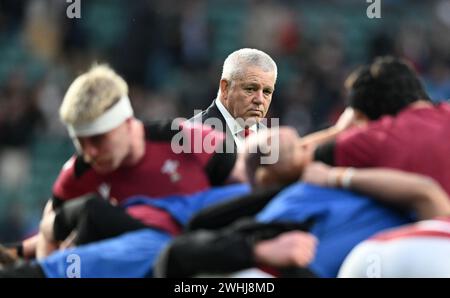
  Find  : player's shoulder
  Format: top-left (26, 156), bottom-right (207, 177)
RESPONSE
top-left (279, 182), bottom-right (346, 200)
top-left (61, 155), bottom-right (91, 178)
top-left (438, 101), bottom-right (450, 111)
top-left (144, 119), bottom-right (182, 142)
top-left (143, 119), bottom-right (225, 156)
top-left (338, 118), bottom-right (391, 144)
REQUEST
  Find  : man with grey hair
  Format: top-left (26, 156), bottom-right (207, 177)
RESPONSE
top-left (190, 48), bottom-right (277, 152)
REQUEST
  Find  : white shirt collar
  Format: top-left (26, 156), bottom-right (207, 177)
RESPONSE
top-left (215, 98), bottom-right (258, 151)
top-left (215, 98), bottom-right (257, 135)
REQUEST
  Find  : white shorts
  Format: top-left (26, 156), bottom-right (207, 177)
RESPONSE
top-left (338, 217), bottom-right (450, 278)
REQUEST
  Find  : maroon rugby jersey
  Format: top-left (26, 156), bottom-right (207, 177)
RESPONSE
top-left (53, 120), bottom-right (235, 202)
top-left (51, 120), bottom-right (236, 233)
top-left (333, 103), bottom-right (450, 196)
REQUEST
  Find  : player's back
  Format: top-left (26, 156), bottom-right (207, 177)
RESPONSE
top-left (336, 103), bottom-right (450, 196)
top-left (338, 217), bottom-right (450, 277)
top-left (256, 183), bottom-right (412, 277)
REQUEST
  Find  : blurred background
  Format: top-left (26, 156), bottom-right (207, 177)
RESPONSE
top-left (0, 0), bottom-right (449, 242)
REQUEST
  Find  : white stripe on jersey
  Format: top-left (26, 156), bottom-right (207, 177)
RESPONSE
top-left (338, 218), bottom-right (450, 278)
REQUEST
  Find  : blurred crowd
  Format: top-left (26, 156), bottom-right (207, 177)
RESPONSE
top-left (0, 0), bottom-right (450, 241)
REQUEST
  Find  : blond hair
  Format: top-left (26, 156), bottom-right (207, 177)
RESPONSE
top-left (60, 65), bottom-right (129, 125)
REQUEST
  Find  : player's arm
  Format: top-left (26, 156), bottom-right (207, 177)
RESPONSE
top-left (155, 219), bottom-right (315, 277)
top-left (23, 156), bottom-right (91, 259)
top-left (307, 107), bottom-right (375, 167)
top-left (302, 162), bottom-right (450, 220)
top-left (21, 236), bottom-right (38, 259)
top-left (300, 107), bottom-right (367, 151)
top-left (187, 186), bottom-right (283, 231)
top-left (2, 235), bottom-right (37, 261)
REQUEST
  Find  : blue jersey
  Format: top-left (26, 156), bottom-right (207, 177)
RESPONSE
top-left (256, 183), bottom-right (412, 277)
top-left (39, 184), bottom-right (250, 278)
top-left (123, 183), bottom-right (251, 226)
top-left (39, 229), bottom-right (171, 278)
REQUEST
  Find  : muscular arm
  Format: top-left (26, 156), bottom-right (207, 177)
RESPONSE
top-left (154, 219), bottom-right (315, 277)
top-left (18, 197), bottom-right (58, 259)
top-left (21, 194), bottom-right (77, 259)
top-left (300, 107), bottom-right (364, 149)
top-left (300, 126), bottom-right (342, 150)
top-left (348, 169), bottom-right (450, 219)
top-left (302, 163), bottom-right (450, 220)
top-left (187, 186), bottom-right (283, 231)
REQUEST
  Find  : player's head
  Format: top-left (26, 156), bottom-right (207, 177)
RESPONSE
top-left (245, 127), bottom-right (305, 188)
top-left (345, 56), bottom-right (430, 120)
top-left (218, 48), bottom-right (277, 126)
top-left (60, 65), bottom-right (134, 174)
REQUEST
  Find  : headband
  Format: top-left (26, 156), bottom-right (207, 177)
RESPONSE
top-left (67, 95), bottom-right (134, 138)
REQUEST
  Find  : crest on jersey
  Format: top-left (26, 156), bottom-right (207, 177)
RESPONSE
top-left (98, 183), bottom-right (111, 199)
top-left (161, 159), bottom-right (181, 183)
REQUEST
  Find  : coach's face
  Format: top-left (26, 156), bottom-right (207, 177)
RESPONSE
top-left (77, 121), bottom-right (131, 174)
top-left (220, 66), bottom-right (275, 126)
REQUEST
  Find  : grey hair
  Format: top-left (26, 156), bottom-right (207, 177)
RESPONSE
top-left (217, 48), bottom-right (277, 99)
top-left (221, 48), bottom-right (277, 82)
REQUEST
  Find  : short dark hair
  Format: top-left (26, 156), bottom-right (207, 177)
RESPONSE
top-left (346, 56), bottom-right (430, 120)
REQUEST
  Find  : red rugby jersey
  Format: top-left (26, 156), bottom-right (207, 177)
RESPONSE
top-left (53, 120), bottom-right (235, 203)
top-left (334, 103), bottom-right (450, 196)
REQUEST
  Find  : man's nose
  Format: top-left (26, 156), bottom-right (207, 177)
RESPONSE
top-left (252, 90), bottom-right (264, 104)
top-left (83, 143), bottom-right (99, 159)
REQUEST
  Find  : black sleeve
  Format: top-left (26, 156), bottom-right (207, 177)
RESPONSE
top-left (0, 262), bottom-right (46, 278)
top-left (52, 194), bottom-right (100, 241)
top-left (51, 196), bottom-right (65, 210)
top-left (205, 151), bottom-right (237, 186)
top-left (313, 140), bottom-right (337, 166)
top-left (52, 194), bottom-right (146, 245)
top-left (154, 218), bottom-right (315, 278)
top-left (187, 186), bottom-right (284, 231)
top-left (154, 228), bottom-right (254, 278)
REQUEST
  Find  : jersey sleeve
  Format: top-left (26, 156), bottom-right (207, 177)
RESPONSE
top-left (333, 126), bottom-right (384, 167)
top-left (180, 121), bottom-right (237, 186)
top-left (154, 218), bottom-right (313, 277)
top-left (52, 155), bottom-right (99, 205)
top-left (187, 186), bottom-right (283, 231)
